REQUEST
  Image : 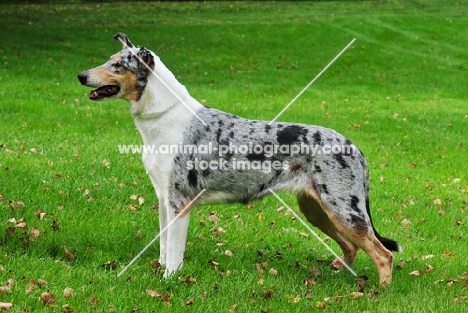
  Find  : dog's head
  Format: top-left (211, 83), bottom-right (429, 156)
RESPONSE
top-left (77, 33), bottom-right (155, 102)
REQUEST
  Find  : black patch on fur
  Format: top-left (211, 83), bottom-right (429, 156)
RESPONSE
top-left (276, 125), bottom-right (308, 145)
top-left (313, 131), bottom-right (322, 145)
top-left (229, 131), bottom-right (234, 139)
top-left (216, 128), bottom-right (222, 143)
top-left (187, 169), bottom-right (198, 188)
top-left (265, 124), bottom-right (271, 134)
top-left (313, 165), bottom-right (322, 173)
top-left (246, 153), bottom-right (267, 162)
top-left (350, 213), bottom-right (365, 224)
top-left (333, 153), bottom-right (349, 169)
top-left (317, 184), bottom-right (329, 195)
top-left (350, 195), bottom-right (360, 212)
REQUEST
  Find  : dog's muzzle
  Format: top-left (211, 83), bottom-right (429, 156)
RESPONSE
top-left (77, 72), bottom-right (121, 101)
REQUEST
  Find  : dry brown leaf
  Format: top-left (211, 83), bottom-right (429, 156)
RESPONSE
top-left (229, 303), bottom-right (238, 312)
top-left (40, 292), bottom-right (56, 307)
top-left (0, 286), bottom-right (12, 294)
top-left (208, 211), bottom-right (219, 221)
top-left (433, 198), bottom-right (442, 205)
top-left (138, 197), bottom-right (145, 206)
top-left (130, 194), bottom-right (138, 200)
top-left (422, 254), bottom-right (435, 260)
top-left (62, 246), bottom-right (74, 260)
top-left (146, 290), bottom-right (160, 298)
top-left (315, 301), bottom-right (326, 309)
top-left (35, 210), bottom-right (46, 219)
top-left (89, 298), bottom-right (99, 305)
top-left (0, 303), bottom-right (13, 311)
top-left (304, 279), bottom-right (316, 286)
top-left (37, 279), bottom-right (47, 288)
top-left (401, 218), bottom-right (411, 228)
top-left (30, 228), bottom-right (40, 239)
top-left (262, 289), bottom-right (272, 300)
top-left (224, 250), bottom-right (233, 257)
top-left (269, 268), bottom-right (278, 276)
top-left (255, 264), bottom-right (264, 275)
top-left (14, 221), bottom-right (27, 229)
top-left (350, 292), bottom-right (364, 299)
top-left (63, 287), bottom-right (74, 298)
top-left (305, 289), bottom-right (313, 298)
top-left (186, 297), bottom-right (194, 306)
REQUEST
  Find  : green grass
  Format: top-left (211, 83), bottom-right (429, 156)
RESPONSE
top-left (0, 1), bottom-right (467, 312)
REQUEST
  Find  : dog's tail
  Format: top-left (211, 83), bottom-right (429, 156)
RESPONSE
top-left (366, 197), bottom-right (403, 253)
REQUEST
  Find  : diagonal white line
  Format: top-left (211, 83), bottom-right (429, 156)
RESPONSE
top-left (268, 189), bottom-right (357, 277)
top-left (117, 189), bottom-right (206, 277)
top-left (117, 37), bottom-right (207, 126)
top-left (269, 38), bottom-right (356, 125)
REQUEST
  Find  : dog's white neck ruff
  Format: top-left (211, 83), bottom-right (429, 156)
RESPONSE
top-left (130, 54), bottom-right (203, 147)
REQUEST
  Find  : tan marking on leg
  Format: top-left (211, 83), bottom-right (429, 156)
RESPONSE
top-left (297, 188), bottom-right (394, 285)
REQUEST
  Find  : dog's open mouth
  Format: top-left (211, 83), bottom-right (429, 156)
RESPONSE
top-left (89, 85), bottom-right (120, 100)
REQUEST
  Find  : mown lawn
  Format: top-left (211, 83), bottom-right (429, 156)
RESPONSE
top-left (0, 1), bottom-right (467, 312)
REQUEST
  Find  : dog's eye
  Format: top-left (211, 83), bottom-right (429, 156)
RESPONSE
top-left (110, 62), bottom-right (126, 74)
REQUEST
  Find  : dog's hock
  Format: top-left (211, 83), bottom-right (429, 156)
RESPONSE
top-left (114, 32), bottom-right (135, 49)
top-left (137, 46), bottom-right (155, 73)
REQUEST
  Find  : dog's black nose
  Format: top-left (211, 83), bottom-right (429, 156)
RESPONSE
top-left (77, 72), bottom-right (87, 85)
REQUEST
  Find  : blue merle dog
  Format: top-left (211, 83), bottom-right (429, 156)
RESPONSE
top-left (78, 33), bottom-right (401, 285)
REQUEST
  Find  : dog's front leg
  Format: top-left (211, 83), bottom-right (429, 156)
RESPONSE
top-left (163, 206), bottom-right (191, 278)
top-left (157, 195), bottom-right (168, 266)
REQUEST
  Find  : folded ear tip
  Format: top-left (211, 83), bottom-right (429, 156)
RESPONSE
top-left (113, 32), bottom-right (126, 40)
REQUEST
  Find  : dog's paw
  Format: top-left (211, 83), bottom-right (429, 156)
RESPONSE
top-left (331, 257), bottom-right (345, 269)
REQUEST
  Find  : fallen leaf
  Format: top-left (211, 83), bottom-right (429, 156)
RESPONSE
top-left (255, 264), bottom-right (264, 275)
top-left (401, 218), bottom-right (411, 228)
top-left (40, 292), bottom-right (56, 307)
top-left (37, 279), bottom-right (47, 288)
top-left (229, 303), bottom-right (238, 312)
top-left (14, 221), bottom-right (27, 229)
top-left (262, 289), bottom-right (272, 300)
top-left (0, 286), bottom-right (12, 294)
top-left (138, 197), bottom-right (145, 205)
top-left (310, 265), bottom-right (321, 277)
top-left (433, 198), bottom-right (442, 205)
top-left (63, 287), bottom-right (74, 298)
top-left (315, 301), bottom-right (326, 309)
top-left (130, 194), bottom-right (138, 200)
top-left (146, 290), bottom-right (160, 298)
top-left (269, 268), bottom-right (278, 276)
top-left (304, 279), bottom-right (316, 286)
top-left (208, 211), bottom-right (219, 221)
top-left (186, 297), bottom-right (194, 306)
top-left (30, 228), bottom-right (40, 239)
top-left (88, 298), bottom-right (99, 305)
top-left (224, 250), bottom-right (233, 257)
top-left (35, 210), bottom-right (46, 219)
top-left (350, 292), bottom-right (364, 299)
top-left (305, 290), bottom-right (313, 298)
top-left (0, 303), bottom-right (13, 311)
top-left (422, 254), bottom-right (435, 260)
top-left (62, 246), bottom-right (74, 260)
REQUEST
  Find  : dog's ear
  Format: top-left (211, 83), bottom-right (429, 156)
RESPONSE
top-left (114, 32), bottom-right (135, 49)
top-left (137, 46), bottom-right (155, 73)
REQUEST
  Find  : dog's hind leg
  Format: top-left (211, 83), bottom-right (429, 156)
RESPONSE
top-left (297, 191), bottom-right (394, 286)
top-left (297, 193), bottom-right (359, 269)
